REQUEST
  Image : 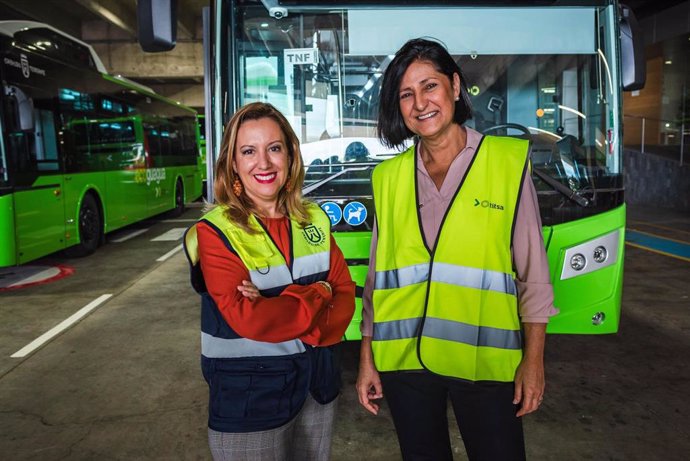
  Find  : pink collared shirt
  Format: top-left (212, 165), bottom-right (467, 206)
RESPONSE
top-left (360, 127), bottom-right (558, 337)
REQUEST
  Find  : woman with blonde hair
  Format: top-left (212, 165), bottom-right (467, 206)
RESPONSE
top-left (184, 102), bottom-right (355, 460)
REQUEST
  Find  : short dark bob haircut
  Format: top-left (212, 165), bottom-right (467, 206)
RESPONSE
top-left (377, 37), bottom-right (473, 150)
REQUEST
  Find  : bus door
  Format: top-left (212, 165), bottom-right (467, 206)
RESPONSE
top-left (143, 121), bottom-right (170, 215)
top-left (2, 81), bottom-right (65, 264)
top-left (98, 116), bottom-right (147, 225)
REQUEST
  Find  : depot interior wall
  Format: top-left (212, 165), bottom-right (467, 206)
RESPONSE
top-left (623, 1), bottom-right (689, 149)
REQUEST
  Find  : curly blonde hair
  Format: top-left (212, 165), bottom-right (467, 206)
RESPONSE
top-left (212, 102), bottom-right (309, 233)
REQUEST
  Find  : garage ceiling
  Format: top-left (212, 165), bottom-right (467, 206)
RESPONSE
top-left (0, 0), bottom-right (209, 40)
top-left (0, 0), bottom-right (683, 106)
top-left (0, 1), bottom-right (681, 40)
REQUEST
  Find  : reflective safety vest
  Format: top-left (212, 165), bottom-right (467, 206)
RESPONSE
top-left (183, 202), bottom-right (335, 433)
top-left (185, 202), bottom-right (331, 361)
top-left (371, 135), bottom-right (529, 382)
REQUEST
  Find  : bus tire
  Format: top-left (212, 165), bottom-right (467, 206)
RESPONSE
top-left (171, 179), bottom-right (185, 217)
top-left (65, 193), bottom-right (102, 257)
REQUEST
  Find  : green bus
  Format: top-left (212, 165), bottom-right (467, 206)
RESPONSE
top-left (141, 0), bottom-right (645, 337)
top-left (0, 21), bottom-right (203, 267)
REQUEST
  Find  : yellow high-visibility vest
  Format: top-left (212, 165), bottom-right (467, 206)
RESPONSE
top-left (371, 135), bottom-right (529, 382)
top-left (184, 202), bottom-right (331, 359)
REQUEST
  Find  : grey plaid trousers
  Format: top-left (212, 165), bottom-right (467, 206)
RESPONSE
top-left (208, 394), bottom-right (338, 461)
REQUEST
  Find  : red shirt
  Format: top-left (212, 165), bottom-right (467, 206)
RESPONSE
top-left (197, 216), bottom-right (355, 347)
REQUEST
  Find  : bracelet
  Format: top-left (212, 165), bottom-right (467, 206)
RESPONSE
top-left (317, 281), bottom-right (332, 293)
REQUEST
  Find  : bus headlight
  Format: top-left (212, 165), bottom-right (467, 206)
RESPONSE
top-left (593, 246), bottom-right (608, 263)
top-left (560, 230), bottom-right (620, 280)
top-left (570, 254), bottom-right (586, 271)
top-left (592, 312), bottom-right (606, 325)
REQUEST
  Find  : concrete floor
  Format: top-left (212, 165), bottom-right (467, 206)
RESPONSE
top-left (0, 204), bottom-right (688, 460)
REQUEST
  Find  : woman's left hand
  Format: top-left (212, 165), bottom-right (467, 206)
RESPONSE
top-left (237, 280), bottom-right (261, 301)
top-left (513, 356), bottom-right (545, 417)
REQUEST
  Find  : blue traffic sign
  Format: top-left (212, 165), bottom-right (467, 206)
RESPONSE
top-left (321, 201), bottom-right (342, 226)
top-left (343, 201), bottom-right (367, 226)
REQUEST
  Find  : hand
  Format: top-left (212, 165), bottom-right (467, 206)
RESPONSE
top-left (513, 356), bottom-right (545, 417)
top-left (237, 280), bottom-right (261, 301)
top-left (356, 358), bottom-right (383, 415)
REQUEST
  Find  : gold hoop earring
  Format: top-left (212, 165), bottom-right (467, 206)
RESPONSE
top-left (232, 178), bottom-right (243, 197)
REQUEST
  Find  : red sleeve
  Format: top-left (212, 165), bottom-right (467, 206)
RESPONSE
top-left (197, 221), bottom-right (333, 343)
top-left (300, 235), bottom-right (356, 346)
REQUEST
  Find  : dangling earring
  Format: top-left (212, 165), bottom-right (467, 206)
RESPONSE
top-left (284, 178), bottom-right (292, 193)
top-left (232, 178), bottom-right (243, 197)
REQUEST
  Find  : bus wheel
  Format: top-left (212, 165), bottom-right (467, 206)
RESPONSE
top-left (172, 179), bottom-right (185, 217)
top-left (65, 194), bottom-right (101, 257)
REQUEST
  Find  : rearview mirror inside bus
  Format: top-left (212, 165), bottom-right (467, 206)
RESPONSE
top-left (137, 0), bottom-right (177, 52)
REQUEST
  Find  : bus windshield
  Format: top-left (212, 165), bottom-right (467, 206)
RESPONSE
top-left (227, 3), bottom-right (621, 226)
top-left (206, 1), bottom-right (638, 336)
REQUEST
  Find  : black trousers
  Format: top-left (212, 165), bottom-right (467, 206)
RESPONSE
top-left (380, 371), bottom-right (526, 461)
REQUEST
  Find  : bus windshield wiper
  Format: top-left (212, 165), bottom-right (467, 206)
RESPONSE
top-left (532, 166), bottom-right (590, 207)
top-left (302, 165), bottom-right (371, 195)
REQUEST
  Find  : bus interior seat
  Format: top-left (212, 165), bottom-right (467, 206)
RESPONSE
top-left (306, 158), bottom-right (325, 181)
top-left (327, 155), bottom-right (342, 173)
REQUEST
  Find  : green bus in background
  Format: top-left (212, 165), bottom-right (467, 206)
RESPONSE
top-left (140, 0), bottom-right (645, 337)
top-left (0, 21), bottom-right (203, 267)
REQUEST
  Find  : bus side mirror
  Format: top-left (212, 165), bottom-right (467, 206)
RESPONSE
top-left (4, 86), bottom-right (35, 132)
top-left (137, 0), bottom-right (178, 52)
top-left (619, 4), bottom-right (646, 91)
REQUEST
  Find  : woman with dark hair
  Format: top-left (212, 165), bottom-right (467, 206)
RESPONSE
top-left (184, 102), bottom-right (355, 460)
top-left (356, 38), bottom-right (557, 460)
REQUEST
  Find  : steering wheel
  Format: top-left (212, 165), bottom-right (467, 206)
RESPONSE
top-left (483, 123), bottom-right (531, 136)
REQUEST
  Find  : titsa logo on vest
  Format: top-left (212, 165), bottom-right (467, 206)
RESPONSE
top-left (302, 224), bottom-right (326, 245)
top-left (474, 198), bottom-right (504, 211)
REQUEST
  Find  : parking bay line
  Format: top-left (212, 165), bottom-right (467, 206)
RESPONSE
top-left (151, 228), bottom-right (187, 241)
top-left (110, 228), bottom-right (149, 243)
top-left (157, 244), bottom-right (183, 262)
top-left (11, 294), bottom-right (113, 358)
top-left (626, 229), bottom-right (690, 262)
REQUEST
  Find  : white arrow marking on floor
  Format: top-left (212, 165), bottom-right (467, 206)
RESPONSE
top-left (151, 228), bottom-right (186, 241)
top-left (11, 294), bottom-right (113, 358)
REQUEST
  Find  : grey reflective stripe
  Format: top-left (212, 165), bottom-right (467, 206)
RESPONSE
top-left (431, 263), bottom-right (517, 295)
top-left (293, 251), bottom-right (329, 280)
top-left (201, 332), bottom-right (306, 358)
top-left (249, 264), bottom-right (293, 290)
top-left (373, 317), bottom-right (521, 350)
top-left (374, 263), bottom-right (430, 290)
top-left (422, 317), bottom-right (522, 350)
top-left (372, 318), bottom-right (421, 341)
